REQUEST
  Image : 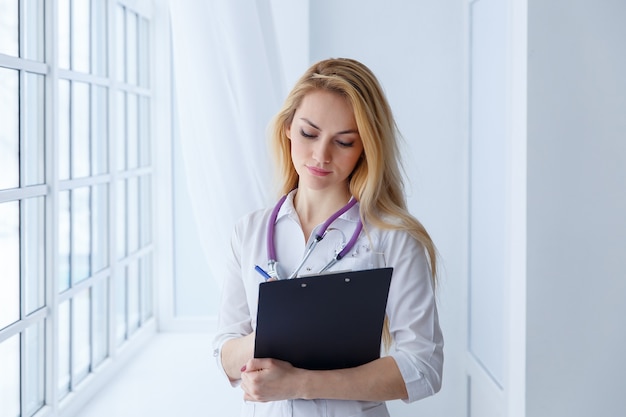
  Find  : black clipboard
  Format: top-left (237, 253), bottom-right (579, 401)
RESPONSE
top-left (254, 267), bottom-right (393, 370)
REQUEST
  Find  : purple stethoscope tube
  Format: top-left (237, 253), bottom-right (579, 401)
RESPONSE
top-left (266, 194), bottom-right (363, 279)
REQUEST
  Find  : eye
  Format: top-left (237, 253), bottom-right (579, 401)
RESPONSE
top-left (336, 140), bottom-right (354, 148)
top-left (300, 129), bottom-right (316, 138)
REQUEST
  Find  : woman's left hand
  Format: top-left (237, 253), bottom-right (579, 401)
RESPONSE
top-left (240, 358), bottom-right (305, 402)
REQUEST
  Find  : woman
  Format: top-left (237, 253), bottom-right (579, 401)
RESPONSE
top-left (213, 58), bottom-right (443, 416)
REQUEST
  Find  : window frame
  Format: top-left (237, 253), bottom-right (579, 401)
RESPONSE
top-left (0, 0), bottom-right (173, 416)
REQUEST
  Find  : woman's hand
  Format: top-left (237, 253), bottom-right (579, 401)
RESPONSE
top-left (241, 356), bottom-right (408, 403)
top-left (240, 358), bottom-right (305, 402)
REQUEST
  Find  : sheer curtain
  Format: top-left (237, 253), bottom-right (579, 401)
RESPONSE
top-left (169, 1), bottom-right (286, 286)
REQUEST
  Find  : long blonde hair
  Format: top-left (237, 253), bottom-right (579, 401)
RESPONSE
top-left (269, 58), bottom-right (438, 348)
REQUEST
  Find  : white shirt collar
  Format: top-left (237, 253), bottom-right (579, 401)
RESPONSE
top-left (275, 189), bottom-right (361, 224)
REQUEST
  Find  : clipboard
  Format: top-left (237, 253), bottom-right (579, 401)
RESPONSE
top-left (254, 267), bottom-right (393, 370)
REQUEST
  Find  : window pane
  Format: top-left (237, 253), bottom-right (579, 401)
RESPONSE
top-left (116, 91), bottom-right (126, 171)
top-left (140, 255), bottom-right (153, 321)
top-left (58, 300), bottom-right (70, 398)
top-left (92, 278), bottom-right (109, 367)
top-left (59, 191), bottom-right (70, 292)
top-left (0, 68), bottom-right (19, 190)
top-left (72, 82), bottom-right (91, 178)
top-left (22, 197), bottom-right (45, 315)
top-left (58, 0), bottom-right (70, 69)
top-left (92, 184), bottom-right (109, 273)
top-left (23, 0), bottom-right (44, 61)
top-left (0, 0), bottom-right (18, 56)
top-left (138, 18), bottom-right (150, 88)
top-left (92, 0), bottom-right (108, 76)
top-left (126, 11), bottom-right (138, 85)
top-left (127, 177), bottom-right (138, 254)
top-left (115, 268), bottom-right (126, 345)
top-left (139, 96), bottom-right (151, 167)
top-left (139, 175), bottom-right (152, 246)
top-left (127, 261), bottom-right (139, 334)
top-left (72, 290), bottom-right (91, 385)
top-left (115, 5), bottom-right (126, 82)
top-left (72, 0), bottom-right (90, 73)
top-left (92, 86), bottom-right (109, 175)
top-left (127, 94), bottom-right (138, 169)
top-left (0, 202), bottom-right (19, 330)
top-left (116, 180), bottom-right (126, 259)
top-left (0, 334), bottom-right (20, 417)
top-left (24, 320), bottom-right (45, 416)
top-left (59, 80), bottom-right (71, 180)
top-left (23, 72), bottom-right (45, 186)
top-left (72, 187), bottom-right (91, 284)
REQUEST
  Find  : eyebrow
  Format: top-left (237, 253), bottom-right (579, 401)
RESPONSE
top-left (300, 118), bottom-right (358, 135)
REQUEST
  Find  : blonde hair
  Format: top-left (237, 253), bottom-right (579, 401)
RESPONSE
top-left (269, 58), bottom-right (438, 349)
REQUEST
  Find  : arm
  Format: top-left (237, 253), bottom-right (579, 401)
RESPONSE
top-left (384, 231), bottom-right (444, 401)
top-left (221, 332), bottom-right (255, 381)
top-left (241, 228), bottom-right (443, 403)
top-left (240, 356), bottom-right (407, 402)
top-left (212, 220), bottom-right (255, 384)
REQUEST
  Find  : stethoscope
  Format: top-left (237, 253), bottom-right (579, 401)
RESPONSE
top-left (266, 194), bottom-right (363, 280)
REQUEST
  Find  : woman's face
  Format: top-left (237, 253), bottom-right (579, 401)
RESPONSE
top-left (286, 90), bottom-right (364, 194)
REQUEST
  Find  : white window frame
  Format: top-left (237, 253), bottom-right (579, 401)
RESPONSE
top-left (0, 1), bottom-right (173, 416)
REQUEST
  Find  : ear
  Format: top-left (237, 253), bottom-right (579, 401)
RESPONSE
top-left (284, 123), bottom-right (292, 140)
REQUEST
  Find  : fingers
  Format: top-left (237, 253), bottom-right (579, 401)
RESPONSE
top-left (240, 358), bottom-right (295, 402)
top-left (240, 361), bottom-right (267, 402)
top-left (241, 357), bottom-right (272, 373)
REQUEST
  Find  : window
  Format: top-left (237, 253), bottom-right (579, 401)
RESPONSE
top-left (0, 1), bottom-right (156, 415)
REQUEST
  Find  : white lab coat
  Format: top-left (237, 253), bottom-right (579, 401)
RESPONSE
top-left (213, 190), bottom-right (443, 417)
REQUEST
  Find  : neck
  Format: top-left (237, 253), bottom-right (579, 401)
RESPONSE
top-left (293, 187), bottom-right (352, 236)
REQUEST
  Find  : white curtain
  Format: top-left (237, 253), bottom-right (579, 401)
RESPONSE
top-left (169, 0), bottom-right (285, 285)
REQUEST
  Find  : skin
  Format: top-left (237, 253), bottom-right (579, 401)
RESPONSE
top-left (221, 89), bottom-right (408, 402)
top-left (286, 90), bottom-right (364, 239)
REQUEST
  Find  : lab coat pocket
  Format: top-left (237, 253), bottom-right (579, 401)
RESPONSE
top-left (327, 400), bottom-right (388, 417)
top-left (339, 243), bottom-right (386, 271)
top-left (242, 400), bottom-right (293, 416)
top-left (354, 402), bottom-right (390, 417)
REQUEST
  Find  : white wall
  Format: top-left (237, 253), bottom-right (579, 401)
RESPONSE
top-left (309, 1), bottom-right (467, 416)
top-left (526, 1), bottom-right (626, 416)
top-left (463, 1), bottom-right (626, 415)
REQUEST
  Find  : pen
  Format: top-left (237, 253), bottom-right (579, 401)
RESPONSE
top-left (255, 265), bottom-right (272, 281)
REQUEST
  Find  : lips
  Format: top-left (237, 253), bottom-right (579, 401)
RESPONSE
top-left (306, 165), bottom-right (331, 176)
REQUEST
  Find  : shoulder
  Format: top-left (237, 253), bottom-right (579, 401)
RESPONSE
top-left (365, 210), bottom-right (427, 246)
top-left (237, 206), bottom-right (272, 226)
top-left (375, 226), bottom-right (423, 249)
top-left (364, 219), bottom-right (427, 264)
top-left (232, 207), bottom-right (272, 240)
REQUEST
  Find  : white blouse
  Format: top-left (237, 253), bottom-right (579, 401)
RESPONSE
top-left (213, 191), bottom-right (443, 417)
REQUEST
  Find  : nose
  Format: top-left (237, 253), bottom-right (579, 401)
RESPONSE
top-left (313, 139), bottom-right (331, 164)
